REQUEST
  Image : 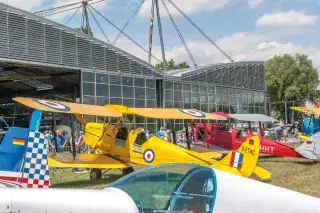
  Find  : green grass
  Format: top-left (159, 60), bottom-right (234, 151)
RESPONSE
top-left (50, 157), bottom-right (320, 198)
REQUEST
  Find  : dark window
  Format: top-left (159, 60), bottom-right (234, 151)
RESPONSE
top-left (123, 76), bottom-right (133, 86)
top-left (82, 72), bottom-right (95, 82)
top-left (201, 94), bottom-right (208, 103)
top-left (110, 75), bottom-right (121, 85)
top-left (110, 85), bottom-right (122, 97)
top-left (200, 86), bottom-right (207, 93)
top-left (183, 92), bottom-right (191, 103)
top-left (174, 82), bottom-right (182, 90)
top-left (174, 91), bottom-right (182, 102)
top-left (174, 102), bottom-right (183, 108)
top-left (147, 100), bottom-right (156, 107)
top-left (208, 94), bottom-right (215, 103)
top-left (192, 84), bottom-right (199, 92)
top-left (192, 93), bottom-right (200, 103)
top-left (165, 81), bottom-right (173, 90)
top-left (123, 86), bottom-right (134, 98)
top-left (183, 83), bottom-right (191, 91)
top-left (165, 101), bottom-right (173, 107)
top-left (123, 99), bottom-right (134, 107)
top-left (147, 88), bottom-right (156, 99)
top-left (135, 87), bottom-right (145, 99)
top-left (135, 99), bottom-right (145, 107)
top-left (201, 104), bottom-right (208, 112)
top-left (83, 82), bottom-right (95, 96)
top-left (165, 90), bottom-right (173, 101)
top-left (146, 79), bottom-right (155, 88)
top-left (184, 103), bottom-right (191, 109)
top-left (96, 73), bottom-right (108, 84)
top-left (192, 103), bottom-right (200, 110)
top-left (208, 86), bottom-right (215, 94)
top-left (83, 96), bottom-right (95, 104)
top-left (110, 98), bottom-right (122, 104)
top-left (96, 84), bottom-right (109, 96)
top-left (135, 78), bottom-right (145, 87)
top-left (136, 116), bottom-right (145, 123)
top-left (96, 97), bottom-right (109, 106)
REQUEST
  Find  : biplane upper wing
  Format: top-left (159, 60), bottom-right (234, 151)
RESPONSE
top-left (290, 106), bottom-right (320, 115)
top-left (48, 153), bottom-right (131, 169)
top-left (106, 105), bottom-right (227, 120)
top-left (13, 97), bottom-right (122, 117)
top-left (228, 114), bottom-right (278, 122)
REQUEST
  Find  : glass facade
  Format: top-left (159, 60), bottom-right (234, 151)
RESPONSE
top-left (81, 62), bottom-right (266, 133)
top-left (81, 71), bottom-right (158, 132)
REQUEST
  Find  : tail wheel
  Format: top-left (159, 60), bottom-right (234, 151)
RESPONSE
top-left (90, 168), bottom-right (102, 180)
top-left (122, 167), bottom-right (134, 175)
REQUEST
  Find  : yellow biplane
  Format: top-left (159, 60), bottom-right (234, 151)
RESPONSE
top-left (291, 106), bottom-right (320, 141)
top-left (13, 97), bottom-right (271, 181)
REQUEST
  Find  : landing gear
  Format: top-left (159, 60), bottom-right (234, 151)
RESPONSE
top-left (122, 167), bottom-right (134, 175)
top-left (90, 168), bottom-right (102, 180)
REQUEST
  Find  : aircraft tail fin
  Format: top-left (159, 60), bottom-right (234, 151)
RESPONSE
top-left (0, 110), bottom-right (50, 188)
top-left (218, 135), bottom-right (260, 178)
top-left (21, 130), bottom-right (50, 188)
top-left (295, 140), bottom-right (318, 160)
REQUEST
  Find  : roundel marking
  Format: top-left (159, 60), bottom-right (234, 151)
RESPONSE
top-left (143, 149), bottom-right (155, 163)
top-left (179, 109), bottom-right (206, 118)
top-left (33, 99), bottom-right (71, 112)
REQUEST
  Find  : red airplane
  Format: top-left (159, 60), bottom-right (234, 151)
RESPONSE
top-left (194, 113), bottom-right (307, 159)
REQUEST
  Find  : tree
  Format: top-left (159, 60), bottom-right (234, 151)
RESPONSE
top-left (75, 25), bottom-right (94, 36)
top-left (265, 53), bottom-right (319, 120)
top-left (155, 58), bottom-right (190, 70)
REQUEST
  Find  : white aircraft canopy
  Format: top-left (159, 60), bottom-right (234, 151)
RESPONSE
top-left (229, 114), bottom-right (278, 122)
top-left (108, 164), bottom-right (216, 213)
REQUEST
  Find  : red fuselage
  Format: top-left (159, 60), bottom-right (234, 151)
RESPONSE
top-left (195, 124), bottom-right (304, 158)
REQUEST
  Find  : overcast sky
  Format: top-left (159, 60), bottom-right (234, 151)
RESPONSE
top-left (2, 0), bottom-right (320, 70)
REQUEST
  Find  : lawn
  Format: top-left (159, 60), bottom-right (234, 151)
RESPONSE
top-left (50, 157), bottom-right (320, 198)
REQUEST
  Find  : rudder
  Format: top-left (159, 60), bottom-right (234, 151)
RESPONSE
top-left (22, 130), bottom-right (50, 188)
top-left (219, 135), bottom-right (260, 178)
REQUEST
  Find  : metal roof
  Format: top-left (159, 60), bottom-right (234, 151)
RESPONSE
top-left (166, 61), bottom-right (265, 77)
top-left (0, 2), bottom-right (162, 76)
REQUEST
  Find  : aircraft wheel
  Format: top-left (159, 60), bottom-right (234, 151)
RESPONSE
top-left (122, 167), bottom-right (134, 175)
top-left (90, 168), bottom-right (102, 180)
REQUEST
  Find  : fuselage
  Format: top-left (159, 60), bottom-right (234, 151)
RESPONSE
top-left (196, 124), bottom-right (304, 158)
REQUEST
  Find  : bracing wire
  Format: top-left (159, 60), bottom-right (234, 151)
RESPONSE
top-left (112, 0), bottom-right (146, 45)
top-left (161, 0), bottom-right (197, 67)
top-left (34, 1), bottom-right (83, 14)
top-left (87, 6), bottom-right (111, 43)
top-left (65, 5), bottom-right (82, 26)
top-left (42, 5), bottom-right (82, 17)
top-left (89, 4), bottom-right (163, 64)
top-left (166, 0), bottom-right (234, 62)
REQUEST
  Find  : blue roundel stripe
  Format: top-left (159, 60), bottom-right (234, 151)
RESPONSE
top-left (33, 99), bottom-right (71, 112)
top-left (178, 109), bottom-right (206, 118)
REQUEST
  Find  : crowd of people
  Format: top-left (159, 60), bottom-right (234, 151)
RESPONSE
top-left (43, 122), bottom-right (301, 155)
top-left (44, 129), bottom-right (86, 153)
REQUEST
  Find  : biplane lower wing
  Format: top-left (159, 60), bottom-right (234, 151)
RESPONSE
top-left (48, 153), bottom-right (131, 169)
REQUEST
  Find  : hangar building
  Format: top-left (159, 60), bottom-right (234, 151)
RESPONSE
top-left (0, 2), bottom-right (266, 132)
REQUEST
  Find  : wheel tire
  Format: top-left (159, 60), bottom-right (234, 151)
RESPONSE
top-left (90, 168), bottom-right (102, 180)
top-left (122, 167), bottom-right (134, 175)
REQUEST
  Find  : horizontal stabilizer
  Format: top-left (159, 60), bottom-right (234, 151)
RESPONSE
top-left (295, 148), bottom-right (317, 160)
top-left (253, 166), bottom-right (271, 181)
